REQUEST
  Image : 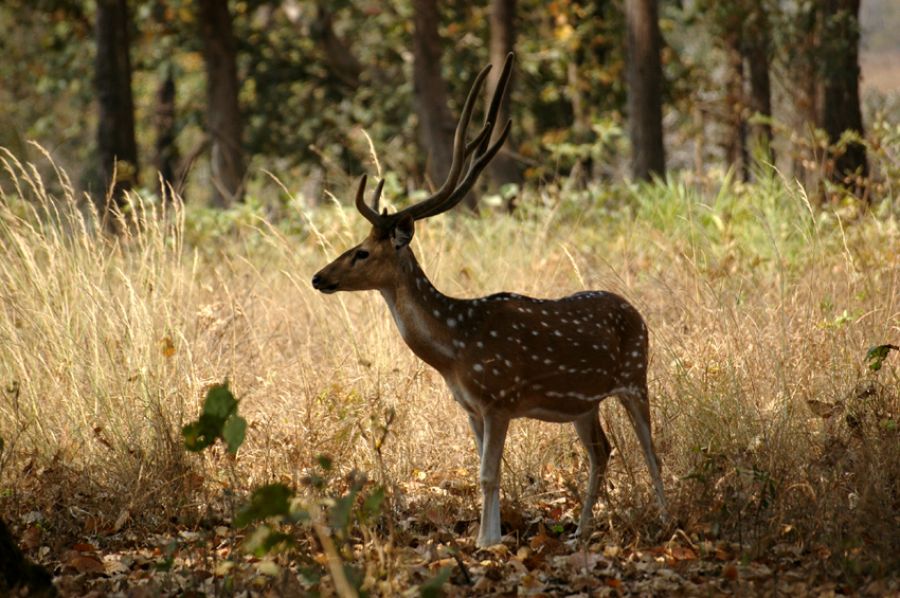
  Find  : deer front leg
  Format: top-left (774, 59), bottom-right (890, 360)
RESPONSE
top-left (476, 414), bottom-right (509, 548)
top-left (573, 407), bottom-right (612, 538)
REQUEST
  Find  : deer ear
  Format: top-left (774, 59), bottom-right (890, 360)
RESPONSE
top-left (391, 214), bottom-right (415, 249)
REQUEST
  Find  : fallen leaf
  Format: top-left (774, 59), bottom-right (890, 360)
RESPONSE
top-left (668, 545), bottom-right (697, 562)
top-left (566, 549), bottom-right (605, 571)
top-left (722, 564), bottom-right (739, 581)
top-left (103, 558), bottom-right (130, 576)
top-left (21, 525), bottom-right (41, 550)
top-left (67, 554), bottom-right (106, 575)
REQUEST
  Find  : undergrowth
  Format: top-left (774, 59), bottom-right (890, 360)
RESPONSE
top-left (0, 148), bottom-right (898, 590)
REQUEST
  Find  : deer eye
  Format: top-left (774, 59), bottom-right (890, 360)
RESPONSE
top-left (352, 249), bottom-right (369, 263)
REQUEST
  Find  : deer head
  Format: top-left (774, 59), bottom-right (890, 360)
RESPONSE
top-left (311, 53), bottom-right (514, 295)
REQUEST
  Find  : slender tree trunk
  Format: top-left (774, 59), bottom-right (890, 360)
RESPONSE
top-left (820, 0), bottom-right (868, 194)
top-left (625, 0), bottom-right (665, 180)
top-left (788, 3), bottom-right (823, 186)
top-left (198, 0), bottom-right (244, 206)
top-left (487, 0), bottom-right (521, 188)
top-left (154, 64), bottom-right (179, 198)
top-left (95, 0), bottom-right (138, 216)
top-left (743, 7), bottom-right (773, 166)
top-left (412, 0), bottom-right (456, 197)
top-left (724, 31), bottom-right (748, 180)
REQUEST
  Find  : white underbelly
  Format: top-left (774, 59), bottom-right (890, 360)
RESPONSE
top-left (520, 407), bottom-right (582, 423)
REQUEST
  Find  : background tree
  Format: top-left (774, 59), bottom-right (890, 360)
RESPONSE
top-left (625, 0), bottom-right (665, 180)
top-left (487, 0), bottom-right (521, 187)
top-left (411, 0), bottom-right (456, 197)
top-left (95, 0), bottom-right (138, 214)
top-left (198, 0), bottom-right (245, 206)
top-left (154, 65), bottom-right (179, 197)
top-left (697, 1), bottom-right (775, 179)
top-left (820, 0), bottom-right (868, 193)
top-left (743, 4), bottom-right (774, 166)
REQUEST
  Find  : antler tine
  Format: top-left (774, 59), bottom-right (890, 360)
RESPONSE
top-left (414, 53), bottom-right (515, 219)
top-left (395, 62), bottom-right (493, 221)
top-left (371, 177), bottom-right (385, 214)
top-left (417, 119), bottom-right (511, 219)
top-left (355, 174), bottom-right (385, 227)
top-left (477, 52), bottom-right (514, 156)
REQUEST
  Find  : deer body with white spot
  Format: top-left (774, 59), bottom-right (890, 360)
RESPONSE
top-left (312, 54), bottom-right (666, 548)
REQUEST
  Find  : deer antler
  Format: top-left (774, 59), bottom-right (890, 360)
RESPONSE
top-left (357, 52), bottom-right (514, 229)
top-left (355, 174), bottom-right (386, 228)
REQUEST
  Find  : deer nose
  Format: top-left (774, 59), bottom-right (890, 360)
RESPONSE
top-left (312, 273), bottom-right (339, 293)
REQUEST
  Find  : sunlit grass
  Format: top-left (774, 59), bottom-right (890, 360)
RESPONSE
top-left (1, 149), bottom-right (898, 577)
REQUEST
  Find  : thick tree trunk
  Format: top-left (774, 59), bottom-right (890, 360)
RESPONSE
top-left (625, 0), bottom-right (665, 180)
top-left (820, 0), bottom-right (868, 193)
top-left (487, 0), bottom-right (521, 188)
top-left (154, 64), bottom-right (179, 198)
top-left (95, 0), bottom-right (138, 215)
top-left (198, 0), bottom-right (245, 206)
top-left (412, 0), bottom-right (456, 197)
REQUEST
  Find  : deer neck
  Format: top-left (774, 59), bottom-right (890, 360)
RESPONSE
top-left (379, 251), bottom-right (462, 370)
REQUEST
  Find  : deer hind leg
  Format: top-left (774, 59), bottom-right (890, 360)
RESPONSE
top-left (573, 406), bottom-right (612, 538)
top-left (617, 385), bottom-right (667, 517)
top-left (468, 413), bottom-right (485, 460)
top-left (476, 414), bottom-right (510, 548)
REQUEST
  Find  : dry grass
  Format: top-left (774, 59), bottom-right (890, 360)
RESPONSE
top-left (1, 150), bottom-right (898, 588)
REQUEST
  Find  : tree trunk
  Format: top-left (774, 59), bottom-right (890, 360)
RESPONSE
top-left (625, 0), bottom-right (665, 180)
top-left (313, 5), bottom-right (362, 90)
top-left (154, 64), bottom-right (179, 198)
top-left (95, 0), bottom-right (138, 217)
top-left (487, 0), bottom-right (521, 188)
top-left (820, 0), bottom-right (868, 194)
top-left (412, 0), bottom-right (457, 197)
top-left (198, 0), bottom-right (244, 206)
top-left (743, 6), bottom-right (773, 166)
top-left (724, 30), bottom-right (748, 180)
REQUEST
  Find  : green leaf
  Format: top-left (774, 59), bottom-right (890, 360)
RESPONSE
top-left (866, 344), bottom-right (899, 371)
top-left (203, 384), bottom-right (238, 420)
top-left (222, 415), bottom-right (247, 455)
top-left (182, 417), bottom-right (218, 452)
top-left (243, 524), bottom-right (295, 557)
top-left (317, 454), bottom-right (333, 471)
top-left (419, 566), bottom-right (452, 598)
top-left (235, 483), bottom-right (295, 528)
top-left (361, 486), bottom-right (385, 521)
top-left (330, 492), bottom-right (356, 533)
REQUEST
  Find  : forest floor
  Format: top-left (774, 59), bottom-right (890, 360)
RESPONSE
top-left (7, 461), bottom-right (900, 597)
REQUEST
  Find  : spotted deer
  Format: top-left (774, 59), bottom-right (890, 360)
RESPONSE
top-left (312, 54), bottom-right (666, 547)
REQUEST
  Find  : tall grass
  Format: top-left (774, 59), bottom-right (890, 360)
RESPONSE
top-left (1, 149), bottom-right (898, 576)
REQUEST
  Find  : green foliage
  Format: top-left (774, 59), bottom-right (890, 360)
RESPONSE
top-left (419, 566), bottom-right (452, 598)
top-left (866, 344), bottom-right (899, 372)
top-left (182, 382), bottom-right (247, 455)
top-left (234, 483), bottom-right (297, 528)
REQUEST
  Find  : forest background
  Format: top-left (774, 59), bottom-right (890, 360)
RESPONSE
top-left (0, 0), bottom-right (898, 596)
